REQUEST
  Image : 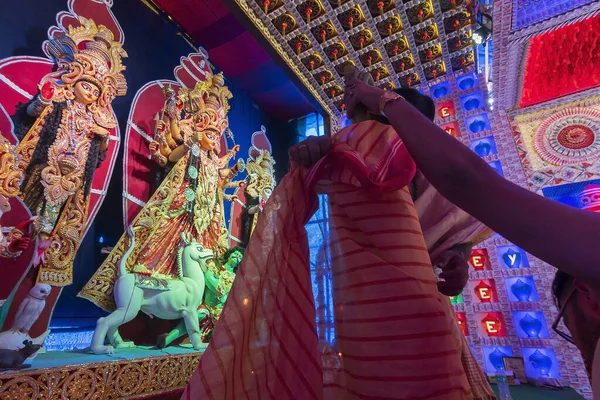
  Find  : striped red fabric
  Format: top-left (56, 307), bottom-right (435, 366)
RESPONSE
top-left (183, 121), bottom-right (472, 399)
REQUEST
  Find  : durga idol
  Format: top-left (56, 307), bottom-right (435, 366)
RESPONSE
top-left (79, 72), bottom-right (243, 312)
top-left (10, 17), bottom-right (127, 286)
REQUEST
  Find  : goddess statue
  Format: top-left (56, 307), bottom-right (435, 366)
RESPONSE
top-left (10, 17), bottom-right (127, 286)
top-left (79, 72), bottom-right (243, 312)
top-left (237, 150), bottom-right (275, 247)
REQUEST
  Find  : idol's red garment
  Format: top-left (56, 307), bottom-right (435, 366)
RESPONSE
top-left (183, 121), bottom-right (473, 399)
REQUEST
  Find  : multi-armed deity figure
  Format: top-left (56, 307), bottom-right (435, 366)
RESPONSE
top-left (237, 150), bottom-right (275, 247)
top-left (9, 17), bottom-right (127, 286)
top-left (79, 71), bottom-right (243, 317)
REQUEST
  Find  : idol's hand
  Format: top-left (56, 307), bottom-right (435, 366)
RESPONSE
top-left (288, 136), bottom-right (332, 168)
top-left (434, 249), bottom-right (469, 297)
top-left (155, 120), bottom-right (166, 132)
top-left (149, 141), bottom-right (160, 154)
top-left (90, 125), bottom-right (109, 138)
top-left (8, 237), bottom-right (30, 253)
top-left (343, 66), bottom-right (385, 120)
top-left (232, 145), bottom-right (240, 153)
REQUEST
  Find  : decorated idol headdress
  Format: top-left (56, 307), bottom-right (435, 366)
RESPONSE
top-left (40, 17), bottom-right (127, 128)
top-left (178, 71), bottom-right (233, 145)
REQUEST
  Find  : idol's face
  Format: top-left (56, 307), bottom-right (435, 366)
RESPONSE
top-left (74, 80), bottom-right (100, 105)
top-left (198, 128), bottom-right (219, 151)
top-left (228, 251), bottom-right (243, 266)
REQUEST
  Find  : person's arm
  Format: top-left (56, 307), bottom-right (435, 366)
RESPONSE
top-left (345, 77), bottom-right (600, 284)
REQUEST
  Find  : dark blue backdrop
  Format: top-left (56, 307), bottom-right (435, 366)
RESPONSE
top-left (1, 0), bottom-right (296, 319)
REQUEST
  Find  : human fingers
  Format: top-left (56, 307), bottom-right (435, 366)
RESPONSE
top-left (437, 281), bottom-right (463, 297)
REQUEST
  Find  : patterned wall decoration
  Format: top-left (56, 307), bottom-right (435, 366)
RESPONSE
top-left (237, 0), bottom-right (477, 116)
top-left (512, 0), bottom-right (595, 30)
top-left (519, 13), bottom-right (600, 108)
top-left (510, 94), bottom-right (600, 192)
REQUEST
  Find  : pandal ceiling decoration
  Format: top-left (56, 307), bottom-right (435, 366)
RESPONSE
top-left (238, 0), bottom-right (476, 115)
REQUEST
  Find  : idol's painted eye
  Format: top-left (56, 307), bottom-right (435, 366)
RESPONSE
top-left (93, 90), bottom-right (100, 97)
top-left (82, 82), bottom-right (91, 91)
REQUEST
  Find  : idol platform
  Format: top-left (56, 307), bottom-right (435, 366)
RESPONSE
top-left (0, 345), bottom-right (202, 399)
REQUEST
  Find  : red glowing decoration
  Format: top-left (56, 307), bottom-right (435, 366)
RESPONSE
top-left (359, 36), bottom-right (365, 48)
top-left (387, 24), bottom-right (392, 36)
top-left (348, 16), bottom-right (354, 29)
top-left (469, 248), bottom-right (489, 270)
top-left (296, 41), bottom-right (303, 55)
top-left (305, 7), bottom-right (313, 23)
top-left (582, 184), bottom-right (600, 212)
top-left (417, 9), bottom-right (424, 20)
top-left (398, 61), bottom-right (405, 71)
top-left (377, 1), bottom-right (384, 15)
top-left (520, 14), bottom-right (600, 107)
top-left (375, 71), bottom-right (381, 80)
top-left (263, 0), bottom-right (270, 13)
top-left (332, 48), bottom-right (339, 60)
top-left (320, 75), bottom-right (326, 85)
top-left (320, 30), bottom-right (326, 43)
top-left (367, 56), bottom-right (373, 66)
top-left (474, 280), bottom-right (496, 303)
top-left (331, 89), bottom-right (337, 97)
top-left (282, 22), bottom-right (288, 36)
top-left (393, 45), bottom-right (399, 55)
top-left (309, 60), bottom-right (315, 70)
top-left (481, 313), bottom-right (506, 337)
top-left (436, 101), bottom-right (456, 119)
top-left (456, 312), bottom-right (469, 336)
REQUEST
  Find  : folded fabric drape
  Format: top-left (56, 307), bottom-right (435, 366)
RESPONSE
top-left (183, 120), bottom-right (473, 400)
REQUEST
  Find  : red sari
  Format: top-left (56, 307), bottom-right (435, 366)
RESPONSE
top-left (183, 121), bottom-right (473, 400)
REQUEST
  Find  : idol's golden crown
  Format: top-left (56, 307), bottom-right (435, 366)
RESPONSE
top-left (180, 71), bottom-right (232, 117)
top-left (45, 17), bottom-right (128, 103)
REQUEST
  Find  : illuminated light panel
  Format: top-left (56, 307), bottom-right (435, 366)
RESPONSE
top-left (505, 276), bottom-right (540, 303)
top-left (497, 245), bottom-right (529, 269)
top-left (469, 248), bottom-right (490, 271)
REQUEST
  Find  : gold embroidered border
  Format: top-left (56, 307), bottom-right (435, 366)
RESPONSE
top-left (0, 352), bottom-right (200, 400)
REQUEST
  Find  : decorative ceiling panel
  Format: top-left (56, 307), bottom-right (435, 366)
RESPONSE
top-left (246, 0), bottom-right (476, 114)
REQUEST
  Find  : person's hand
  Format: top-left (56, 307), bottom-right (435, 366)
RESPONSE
top-left (434, 249), bottom-right (469, 297)
top-left (343, 67), bottom-right (386, 120)
top-left (288, 136), bottom-right (332, 168)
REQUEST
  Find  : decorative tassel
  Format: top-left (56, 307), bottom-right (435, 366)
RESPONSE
top-left (359, 36), bottom-right (365, 49)
top-left (377, 1), bottom-right (384, 15)
top-left (296, 42), bottom-right (302, 55)
top-left (320, 29), bottom-right (326, 43)
top-left (306, 8), bottom-right (312, 23)
top-left (282, 22), bottom-right (288, 37)
top-left (332, 48), bottom-right (339, 60)
top-left (263, 0), bottom-right (270, 14)
top-left (348, 16), bottom-right (354, 29)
